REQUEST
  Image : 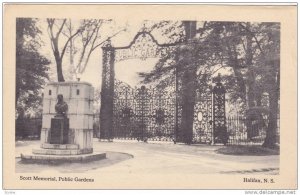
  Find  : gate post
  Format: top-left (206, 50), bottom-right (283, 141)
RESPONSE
top-left (212, 74), bottom-right (227, 145)
top-left (100, 40), bottom-right (115, 140)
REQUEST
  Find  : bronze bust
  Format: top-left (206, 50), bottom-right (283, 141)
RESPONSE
top-left (55, 94), bottom-right (68, 116)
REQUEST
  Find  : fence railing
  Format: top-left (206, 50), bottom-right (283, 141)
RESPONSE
top-left (226, 116), bottom-right (280, 145)
top-left (15, 114), bottom-right (280, 146)
top-left (16, 115), bottom-right (102, 140)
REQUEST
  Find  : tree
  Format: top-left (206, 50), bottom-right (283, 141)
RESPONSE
top-left (140, 21), bottom-right (280, 147)
top-left (16, 18), bottom-right (50, 118)
top-left (47, 19), bottom-right (83, 82)
top-left (216, 22), bottom-right (280, 148)
top-left (201, 22), bottom-right (262, 140)
top-left (251, 23), bottom-right (280, 148)
top-left (47, 19), bottom-right (125, 82)
top-left (140, 21), bottom-right (219, 144)
top-left (197, 22), bottom-right (280, 148)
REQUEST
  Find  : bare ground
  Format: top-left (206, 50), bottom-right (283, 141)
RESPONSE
top-left (15, 139), bottom-right (279, 175)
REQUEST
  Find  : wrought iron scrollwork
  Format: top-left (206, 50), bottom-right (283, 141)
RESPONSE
top-left (101, 29), bottom-right (227, 144)
top-left (155, 109), bottom-right (165, 125)
top-left (212, 75), bottom-right (227, 144)
top-left (113, 85), bottom-right (176, 141)
top-left (100, 41), bottom-right (115, 140)
top-left (114, 32), bottom-right (175, 62)
top-left (100, 29), bottom-right (180, 141)
top-left (193, 88), bottom-right (213, 144)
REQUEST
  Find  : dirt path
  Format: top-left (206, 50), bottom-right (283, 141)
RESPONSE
top-left (16, 140), bottom-right (279, 175)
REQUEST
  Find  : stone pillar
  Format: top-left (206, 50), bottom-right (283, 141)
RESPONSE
top-left (40, 81), bottom-right (94, 152)
top-left (183, 21), bottom-right (197, 40)
top-left (100, 40), bottom-right (115, 140)
top-left (212, 74), bottom-right (227, 145)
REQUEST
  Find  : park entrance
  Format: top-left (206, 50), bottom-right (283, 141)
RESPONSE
top-left (99, 26), bottom-right (227, 144)
top-left (113, 84), bottom-right (176, 141)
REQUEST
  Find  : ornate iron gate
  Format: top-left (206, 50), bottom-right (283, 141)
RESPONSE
top-left (113, 82), bottom-right (176, 141)
top-left (193, 88), bottom-right (213, 144)
top-left (112, 80), bottom-right (226, 143)
top-left (191, 77), bottom-right (227, 144)
top-left (212, 77), bottom-right (227, 144)
top-left (100, 26), bottom-right (227, 144)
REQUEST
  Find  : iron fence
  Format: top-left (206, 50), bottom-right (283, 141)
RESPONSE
top-left (16, 116), bottom-right (101, 140)
top-left (226, 116), bottom-right (280, 145)
top-left (16, 114), bottom-right (280, 146)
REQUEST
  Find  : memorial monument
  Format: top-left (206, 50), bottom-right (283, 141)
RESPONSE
top-left (21, 81), bottom-right (106, 163)
top-left (50, 94), bottom-right (69, 144)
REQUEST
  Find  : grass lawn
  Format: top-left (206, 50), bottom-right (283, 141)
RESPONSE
top-left (216, 145), bottom-right (279, 156)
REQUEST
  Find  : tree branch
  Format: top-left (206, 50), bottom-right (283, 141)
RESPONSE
top-left (55, 19), bottom-right (67, 39)
top-left (76, 23), bottom-right (99, 72)
top-left (47, 19), bottom-right (55, 41)
top-left (239, 23), bottom-right (265, 56)
top-left (91, 28), bottom-right (126, 51)
top-left (47, 19), bottom-right (57, 53)
top-left (60, 29), bottom-right (82, 60)
top-left (79, 22), bottom-right (103, 73)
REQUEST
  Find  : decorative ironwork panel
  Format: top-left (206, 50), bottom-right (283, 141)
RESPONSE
top-left (193, 88), bottom-right (213, 144)
top-left (114, 32), bottom-right (175, 62)
top-left (101, 41), bottom-right (115, 91)
top-left (212, 79), bottom-right (227, 144)
top-left (148, 88), bottom-right (176, 141)
top-left (113, 85), bottom-right (176, 141)
top-left (101, 30), bottom-right (179, 141)
top-left (134, 86), bottom-right (151, 140)
top-left (100, 41), bottom-right (115, 139)
top-left (113, 80), bottom-right (135, 139)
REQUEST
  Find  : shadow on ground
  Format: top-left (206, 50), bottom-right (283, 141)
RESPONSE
top-left (220, 167), bottom-right (279, 175)
top-left (16, 151), bottom-right (133, 173)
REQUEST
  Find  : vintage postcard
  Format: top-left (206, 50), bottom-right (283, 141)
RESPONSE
top-left (3, 4), bottom-right (297, 189)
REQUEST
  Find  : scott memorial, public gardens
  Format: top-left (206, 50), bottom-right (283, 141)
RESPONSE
top-left (15, 18), bottom-right (280, 174)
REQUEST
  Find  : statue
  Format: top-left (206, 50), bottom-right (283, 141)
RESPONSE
top-left (55, 94), bottom-right (68, 117)
top-left (50, 94), bottom-right (69, 144)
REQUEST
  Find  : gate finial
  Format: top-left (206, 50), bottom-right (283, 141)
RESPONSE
top-left (103, 38), bottom-right (112, 48)
top-left (141, 23), bottom-right (147, 33)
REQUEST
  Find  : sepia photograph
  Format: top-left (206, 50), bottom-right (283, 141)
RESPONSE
top-left (3, 4), bottom-right (297, 190)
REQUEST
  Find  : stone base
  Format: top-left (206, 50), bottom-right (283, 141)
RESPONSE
top-left (40, 128), bottom-right (93, 149)
top-left (41, 143), bottom-right (79, 150)
top-left (32, 148), bottom-right (93, 155)
top-left (20, 152), bottom-right (106, 164)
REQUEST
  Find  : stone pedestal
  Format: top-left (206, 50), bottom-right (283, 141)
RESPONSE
top-left (21, 81), bottom-right (106, 163)
top-left (40, 81), bottom-right (94, 150)
top-left (50, 116), bottom-right (69, 144)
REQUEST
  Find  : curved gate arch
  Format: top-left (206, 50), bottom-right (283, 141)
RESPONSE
top-left (99, 29), bottom-right (178, 140)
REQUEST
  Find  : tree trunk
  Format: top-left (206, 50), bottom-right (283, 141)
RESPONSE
top-left (53, 38), bottom-right (65, 82)
top-left (263, 71), bottom-right (279, 148)
top-left (245, 71), bottom-right (257, 139)
top-left (232, 68), bottom-right (247, 102)
top-left (262, 88), bottom-right (278, 148)
top-left (245, 24), bottom-right (256, 109)
top-left (180, 68), bottom-right (197, 144)
top-left (177, 20), bottom-right (197, 144)
top-left (56, 59), bottom-right (65, 82)
top-left (244, 26), bottom-right (258, 139)
top-left (247, 71), bottom-right (256, 108)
